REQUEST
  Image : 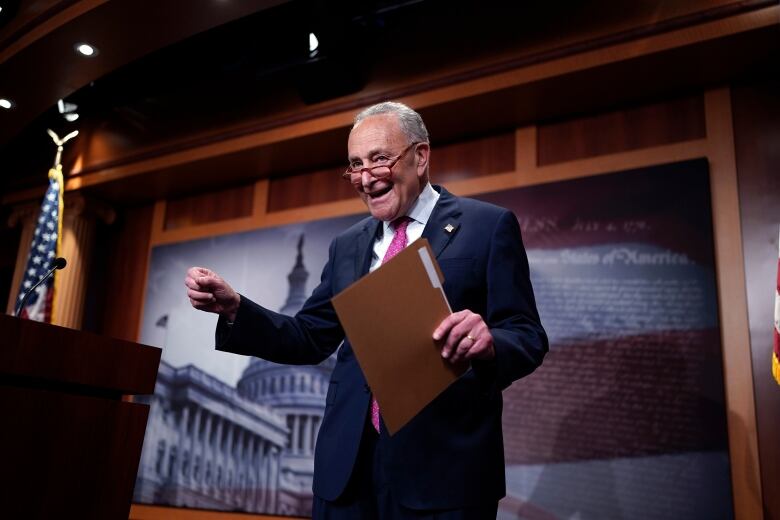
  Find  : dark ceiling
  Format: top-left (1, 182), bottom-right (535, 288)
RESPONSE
top-left (0, 0), bottom-right (579, 193)
top-left (1, 0), bottom-right (778, 200)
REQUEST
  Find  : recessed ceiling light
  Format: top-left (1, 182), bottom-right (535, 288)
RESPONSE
top-left (75, 43), bottom-right (98, 57)
top-left (0, 98), bottom-right (13, 109)
top-left (309, 32), bottom-right (319, 55)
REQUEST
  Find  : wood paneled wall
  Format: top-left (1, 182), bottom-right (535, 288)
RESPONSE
top-left (537, 95), bottom-right (706, 165)
top-left (98, 204), bottom-right (154, 343)
top-left (264, 132), bottom-right (517, 213)
top-left (0, 207), bottom-right (21, 310)
top-left (128, 89), bottom-right (766, 520)
top-left (165, 185), bottom-right (255, 230)
top-left (731, 79), bottom-right (780, 520)
top-left (153, 95), bottom-right (708, 233)
top-left (267, 165), bottom-right (354, 212)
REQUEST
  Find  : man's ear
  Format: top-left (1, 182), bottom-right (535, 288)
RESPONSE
top-left (415, 142), bottom-right (430, 178)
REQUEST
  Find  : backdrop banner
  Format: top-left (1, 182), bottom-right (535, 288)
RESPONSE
top-left (134, 158), bottom-right (732, 520)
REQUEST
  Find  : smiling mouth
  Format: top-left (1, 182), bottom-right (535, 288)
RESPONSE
top-left (367, 185), bottom-right (392, 199)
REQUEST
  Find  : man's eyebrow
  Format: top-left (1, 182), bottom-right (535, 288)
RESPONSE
top-left (348, 147), bottom-right (390, 162)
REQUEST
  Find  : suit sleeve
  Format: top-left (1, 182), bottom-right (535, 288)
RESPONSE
top-left (475, 209), bottom-right (548, 390)
top-left (214, 239), bottom-right (345, 365)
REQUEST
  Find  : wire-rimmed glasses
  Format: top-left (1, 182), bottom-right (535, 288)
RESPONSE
top-left (342, 141), bottom-right (420, 187)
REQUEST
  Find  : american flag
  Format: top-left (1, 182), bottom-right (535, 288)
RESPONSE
top-left (14, 166), bottom-right (64, 322)
top-left (774, 226), bottom-right (780, 385)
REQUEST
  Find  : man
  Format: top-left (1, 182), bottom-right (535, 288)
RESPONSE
top-left (185, 102), bottom-right (547, 519)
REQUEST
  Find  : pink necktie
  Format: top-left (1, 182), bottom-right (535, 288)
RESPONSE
top-left (371, 217), bottom-right (412, 433)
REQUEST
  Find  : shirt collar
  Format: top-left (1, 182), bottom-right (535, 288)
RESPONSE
top-left (382, 182), bottom-right (440, 233)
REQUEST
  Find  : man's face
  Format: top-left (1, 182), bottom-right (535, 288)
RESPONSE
top-left (347, 113), bottom-right (428, 222)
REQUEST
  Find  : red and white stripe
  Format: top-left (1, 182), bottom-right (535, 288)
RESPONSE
top-left (773, 227), bottom-right (780, 385)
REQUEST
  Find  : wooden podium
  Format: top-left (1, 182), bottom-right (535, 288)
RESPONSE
top-left (0, 314), bottom-right (161, 519)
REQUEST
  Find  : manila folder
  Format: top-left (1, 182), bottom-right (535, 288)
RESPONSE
top-left (331, 238), bottom-right (467, 435)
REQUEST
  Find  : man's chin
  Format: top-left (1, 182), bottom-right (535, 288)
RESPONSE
top-left (367, 203), bottom-right (398, 222)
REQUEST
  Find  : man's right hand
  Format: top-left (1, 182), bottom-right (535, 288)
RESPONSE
top-left (185, 266), bottom-right (240, 322)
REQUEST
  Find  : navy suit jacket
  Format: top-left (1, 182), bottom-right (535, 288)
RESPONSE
top-left (216, 186), bottom-right (547, 509)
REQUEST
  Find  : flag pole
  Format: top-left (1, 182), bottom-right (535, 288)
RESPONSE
top-left (45, 130), bottom-right (76, 325)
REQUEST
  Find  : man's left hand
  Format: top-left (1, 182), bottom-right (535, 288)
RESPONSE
top-left (433, 310), bottom-right (495, 363)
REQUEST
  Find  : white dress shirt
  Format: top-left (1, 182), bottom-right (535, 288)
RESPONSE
top-left (369, 183), bottom-right (440, 272)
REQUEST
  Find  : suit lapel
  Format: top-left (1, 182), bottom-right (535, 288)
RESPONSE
top-left (422, 186), bottom-right (462, 258)
top-left (352, 186), bottom-right (460, 280)
top-left (354, 218), bottom-right (382, 279)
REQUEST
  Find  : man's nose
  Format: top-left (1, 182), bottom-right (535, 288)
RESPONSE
top-left (360, 169), bottom-right (374, 190)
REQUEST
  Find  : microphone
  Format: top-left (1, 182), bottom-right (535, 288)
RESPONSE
top-left (15, 257), bottom-right (67, 317)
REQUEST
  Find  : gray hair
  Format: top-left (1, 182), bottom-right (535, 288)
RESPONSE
top-left (353, 101), bottom-right (429, 144)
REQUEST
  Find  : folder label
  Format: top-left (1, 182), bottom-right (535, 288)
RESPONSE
top-left (418, 246), bottom-right (441, 288)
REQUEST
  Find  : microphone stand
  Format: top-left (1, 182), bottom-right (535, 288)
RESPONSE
top-left (15, 260), bottom-right (66, 317)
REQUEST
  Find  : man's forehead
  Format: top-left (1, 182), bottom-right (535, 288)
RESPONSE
top-left (348, 113), bottom-right (405, 154)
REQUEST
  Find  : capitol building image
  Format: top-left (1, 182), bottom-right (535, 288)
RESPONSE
top-left (134, 236), bottom-right (334, 517)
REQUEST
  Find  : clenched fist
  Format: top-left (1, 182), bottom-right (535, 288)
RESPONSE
top-left (185, 266), bottom-right (241, 322)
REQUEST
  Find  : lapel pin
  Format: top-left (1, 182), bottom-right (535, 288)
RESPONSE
top-left (444, 223), bottom-right (455, 233)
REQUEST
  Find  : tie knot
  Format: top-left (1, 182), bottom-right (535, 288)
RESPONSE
top-left (392, 216), bottom-right (412, 232)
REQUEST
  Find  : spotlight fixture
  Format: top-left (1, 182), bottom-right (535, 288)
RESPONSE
top-left (57, 98), bottom-right (79, 122)
top-left (0, 98), bottom-right (13, 109)
top-left (74, 43), bottom-right (98, 57)
top-left (308, 32), bottom-right (319, 56)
